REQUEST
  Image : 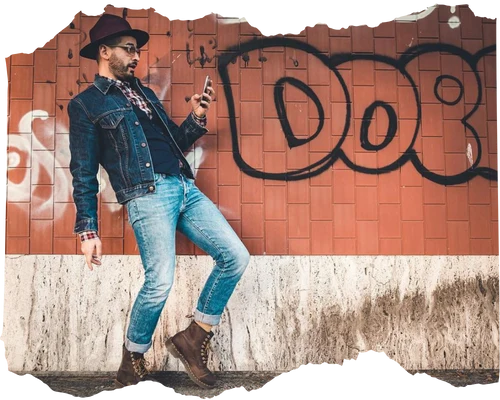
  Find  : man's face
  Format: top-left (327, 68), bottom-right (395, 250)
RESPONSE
top-left (107, 36), bottom-right (140, 82)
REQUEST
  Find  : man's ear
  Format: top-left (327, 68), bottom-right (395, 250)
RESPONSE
top-left (98, 44), bottom-right (110, 61)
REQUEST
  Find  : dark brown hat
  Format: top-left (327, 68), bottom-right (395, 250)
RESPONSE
top-left (80, 14), bottom-right (149, 60)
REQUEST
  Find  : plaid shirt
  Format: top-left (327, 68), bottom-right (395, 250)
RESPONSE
top-left (111, 77), bottom-right (154, 119)
top-left (79, 76), bottom-right (206, 241)
top-left (104, 76), bottom-right (207, 127)
top-left (79, 230), bottom-right (100, 242)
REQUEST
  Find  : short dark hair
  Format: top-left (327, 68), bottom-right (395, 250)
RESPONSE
top-left (95, 35), bottom-right (123, 62)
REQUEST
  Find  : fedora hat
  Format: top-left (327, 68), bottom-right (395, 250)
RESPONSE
top-left (80, 14), bottom-right (149, 60)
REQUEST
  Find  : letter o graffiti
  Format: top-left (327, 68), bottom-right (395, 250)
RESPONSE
top-left (434, 75), bottom-right (464, 106)
top-left (360, 101), bottom-right (398, 152)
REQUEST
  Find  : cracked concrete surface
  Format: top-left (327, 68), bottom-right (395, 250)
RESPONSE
top-left (2, 255), bottom-right (499, 371)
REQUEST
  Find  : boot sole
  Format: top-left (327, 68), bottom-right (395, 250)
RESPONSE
top-left (114, 379), bottom-right (160, 390)
top-left (114, 379), bottom-right (125, 389)
top-left (165, 338), bottom-right (215, 389)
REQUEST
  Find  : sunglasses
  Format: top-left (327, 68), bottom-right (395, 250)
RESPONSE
top-left (107, 44), bottom-right (141, 56)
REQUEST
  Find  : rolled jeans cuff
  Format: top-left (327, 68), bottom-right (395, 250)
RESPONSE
top-left (125, 337), bottom-right (152, 354)
top-left (194, 309), bottom-right (221, 326)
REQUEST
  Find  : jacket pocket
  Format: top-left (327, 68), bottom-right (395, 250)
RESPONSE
top-left (97, 112), bottom-right (128, 151)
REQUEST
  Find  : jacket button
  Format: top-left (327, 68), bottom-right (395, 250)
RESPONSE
top-left (141, 142), bottom-right (147, 147)
top-left (145, 162), bottom-right (151, 167)
top-left (135, 121), bottom-right (140, 126)
top-left (126, 103), bottom-right (131, 107)
top-left (148, 185), bottom-right (155, 192)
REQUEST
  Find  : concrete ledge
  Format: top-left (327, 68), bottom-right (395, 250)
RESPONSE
top-left (2, 255), bottom-right (499, 371)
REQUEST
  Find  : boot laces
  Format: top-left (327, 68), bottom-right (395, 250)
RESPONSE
top-left (131, 353), bottom-right (151, 379)
top-left (201, 337), bottom-right (211, 365)
top-left (187, 315), bottom-right (212, 365)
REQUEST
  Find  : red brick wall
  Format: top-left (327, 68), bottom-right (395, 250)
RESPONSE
top-left (5, 5), bottom-right (498, 255)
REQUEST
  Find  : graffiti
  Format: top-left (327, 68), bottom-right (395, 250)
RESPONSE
top-left (258, 49), bottom-right (267, 63)
top-left (447, 6), bottom-right (461, 29)
top-left (218, 37), bottom-right (497, 185)
top-left (187, 43), bottom-right (215, 67)
top-left (467, 143), bottom-right (474, 167)
top-left (274, 76), bottom-right (324, 149)
top-left (8, 110), bottom-right (76, 213)
top-left (184, 32), bottom-right (225, 68)
top-left (187, 20), bottom-right (194, 34)
top-left (186, 36), bottom-right (278, 68)
top-left (187, 40), bottom-right (274, 68)
top-left (433, 75), bottom-right (464, 106)
top-left (360, 101), bottom-right (397, 151)
top-left (289, 55), bottom-right (299, 68)
top-left (242, 52), bottom-right (250, 67)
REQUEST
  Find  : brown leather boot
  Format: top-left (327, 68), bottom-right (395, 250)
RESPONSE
top-left (165, 321), bottom-right (216, 388)
top-left (115, 344), bottom-right (157, 388)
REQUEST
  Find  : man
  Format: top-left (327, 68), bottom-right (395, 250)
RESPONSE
top-left (68, 14), bottom-right (250, 389)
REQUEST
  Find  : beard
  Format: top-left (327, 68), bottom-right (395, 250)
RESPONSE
top-left (109, 53), bottom-right (137, 82)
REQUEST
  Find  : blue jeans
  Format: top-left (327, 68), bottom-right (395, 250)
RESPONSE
top-left (124, 173), bottom-right (250, 353)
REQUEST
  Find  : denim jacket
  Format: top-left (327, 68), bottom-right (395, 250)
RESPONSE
top-left (68, 74), bottom-right (208, 234)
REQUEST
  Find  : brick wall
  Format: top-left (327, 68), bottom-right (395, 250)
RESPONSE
top-left (5, 4), bottom-right (498, 256)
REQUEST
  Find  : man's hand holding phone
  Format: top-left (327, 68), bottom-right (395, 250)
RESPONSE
top-left (191, 75), bottom-right (214, 118)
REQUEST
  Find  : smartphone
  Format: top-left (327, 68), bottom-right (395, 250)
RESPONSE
top-left (202, 75), bottom-right (211, 94)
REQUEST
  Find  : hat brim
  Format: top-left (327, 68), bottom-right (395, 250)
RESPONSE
top-left (79, 29), bottom-right (150, 60)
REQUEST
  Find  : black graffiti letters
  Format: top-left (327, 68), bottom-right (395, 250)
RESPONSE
top-left (274, 77), bottom-right (325, 149)
top-left (434, 75), bottom-right (464, 106)
top-left (360, 101), bottom-right (397, 152)
top-left (217, 37), bottom-right (497, 185)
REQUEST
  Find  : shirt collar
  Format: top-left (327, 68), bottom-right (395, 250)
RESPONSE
top-left (93, 74), bottom-right (136, 94)
top-left (105, 76), bottom-right (129, 87)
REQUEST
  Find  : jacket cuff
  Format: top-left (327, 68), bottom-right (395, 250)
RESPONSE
top-left (74, 218), bottom-right (99, 235)
top-left (191, 111), bottom-right (207, 127)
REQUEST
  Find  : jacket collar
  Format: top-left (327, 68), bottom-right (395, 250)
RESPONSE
top-left (93, 74), bottom-right (141, 94)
